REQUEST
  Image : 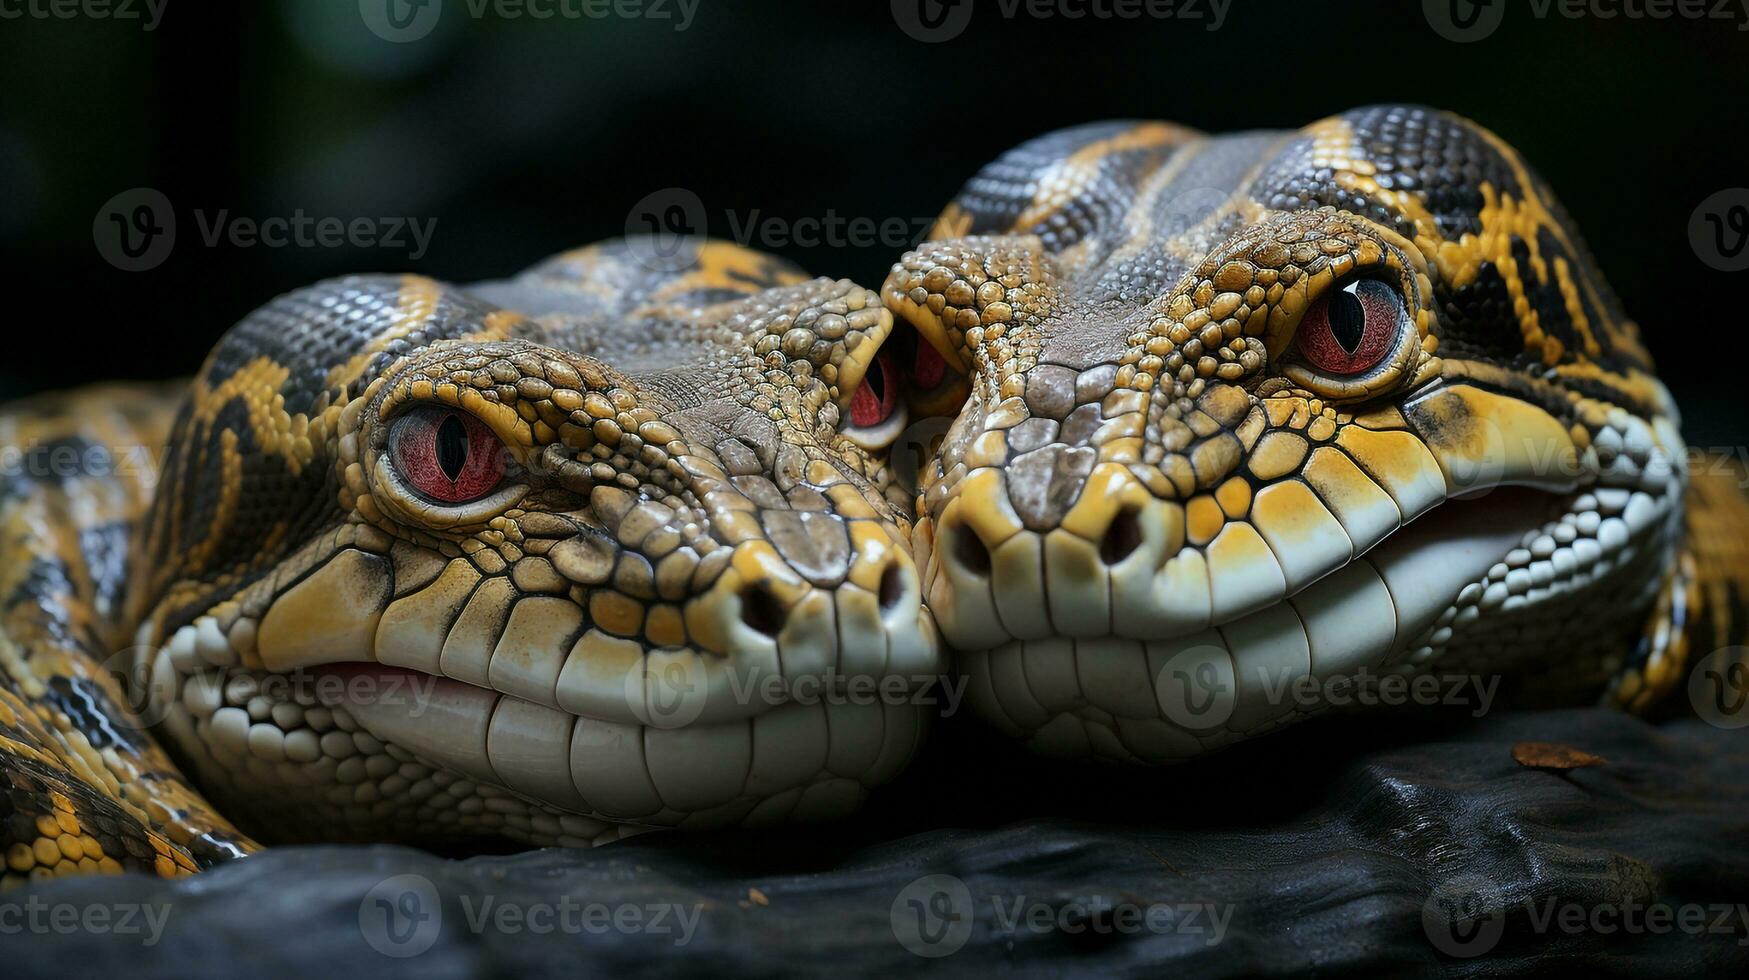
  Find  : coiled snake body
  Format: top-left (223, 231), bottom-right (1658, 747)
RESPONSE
top-left (3, 105), bottom-right (1747, 884)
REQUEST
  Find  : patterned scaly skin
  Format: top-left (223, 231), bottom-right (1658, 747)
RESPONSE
top-left (1, 386), bottom-right (246, 883)
top-left (2, 239), bottom-right (942, 885)
top-left (886, 105), bottom-right (1749, 761)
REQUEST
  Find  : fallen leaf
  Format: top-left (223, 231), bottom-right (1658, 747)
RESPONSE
top-left (748, 887), bottom-right (769, 906)
top-left (1513, 741), bottom-right (1606, 770)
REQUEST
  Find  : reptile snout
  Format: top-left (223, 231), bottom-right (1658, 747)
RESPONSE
top-left (923, 362), bottom-right (1266, 654)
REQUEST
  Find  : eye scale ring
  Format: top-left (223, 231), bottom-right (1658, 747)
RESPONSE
top-left (1295, 278), bottom-right (1403, 377)
top-left (389, 407), bottom-right (507, 504)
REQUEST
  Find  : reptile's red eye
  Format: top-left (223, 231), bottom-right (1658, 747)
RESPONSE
top-left (1295, 278), bottom-right (1404, 376)
top-left (849, 346), bottom-right (899, 428)
top-left (390, 408), bottom-right (506, 504)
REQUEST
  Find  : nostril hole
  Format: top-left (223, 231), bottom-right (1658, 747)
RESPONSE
top-left (1099, 506), bottom-right (1143, 565)
top-left (951, 524), bottom-right (991, 576)
top-left (878, 562), bottom-right (906, 610)
top-left (740, 583), bottom-right (786, 637)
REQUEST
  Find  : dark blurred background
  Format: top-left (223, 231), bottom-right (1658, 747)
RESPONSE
top-left (1, 0), bottom-right (1744, 442)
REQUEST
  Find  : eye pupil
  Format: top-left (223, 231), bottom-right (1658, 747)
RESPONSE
top-left (435, 413), bottom-right (469, 481)
top-left (1294, 277), bottom-right (1404, 382)
top-left (1328, 286), bottom-right (1367, 354)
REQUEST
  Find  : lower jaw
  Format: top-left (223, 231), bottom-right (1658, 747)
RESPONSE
top-left (147, 660), bottom-right (930, 846)
top-left (952, 485), bottom-right (1678, 763)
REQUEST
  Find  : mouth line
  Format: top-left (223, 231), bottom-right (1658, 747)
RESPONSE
top-left (947, 485), bottom-right (1569, 647)
top-left (311, 656), bottom-right (943, 725)
top-left (948, 486), bottom-right (1590, 750)
top-left (294, 657), bottom-right (924, 828)
top-left (947, 470), bottom-right (1681, 764)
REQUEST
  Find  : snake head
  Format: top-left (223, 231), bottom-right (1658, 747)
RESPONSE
top-left (128, 239), bottom-right (941, 844)
top-left (885, 107), bottom-right (1688, 762)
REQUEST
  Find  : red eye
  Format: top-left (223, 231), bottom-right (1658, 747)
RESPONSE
top-left (1294, 278), bottom-right (1404, 376)
top-left (849, 346), bottom-right (898, 428)
top-left (390, 408), bottom-right (506, 504)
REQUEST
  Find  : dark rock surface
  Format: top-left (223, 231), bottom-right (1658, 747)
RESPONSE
top-left (6, 707), bottom-right (1749, 978)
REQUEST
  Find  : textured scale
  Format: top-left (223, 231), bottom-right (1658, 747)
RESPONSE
top-left (885, 105), bottom-right (1749, 762)
top-left (1, 239), bottom-right (943, 884)
top-left (5, 106), bottom-right (1749, 884)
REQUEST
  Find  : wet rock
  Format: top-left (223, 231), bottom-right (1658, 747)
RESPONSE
top-left (7, 709), bottom-right (1748, 978)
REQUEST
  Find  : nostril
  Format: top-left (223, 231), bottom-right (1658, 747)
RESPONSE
top-left (878, 561), bottom-right (906, 610)
top-left (1099, 506), bottom-right (1143, 565)
top-left (950, 523), bottom-right (991, 576)
top-left (739, 583), bottom-right (787, 636)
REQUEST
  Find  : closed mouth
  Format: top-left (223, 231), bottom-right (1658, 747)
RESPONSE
top-left (927, 470), bottom-right (1679, 763)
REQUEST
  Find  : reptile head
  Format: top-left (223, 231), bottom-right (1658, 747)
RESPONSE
top-left (885, 106), bottom-right (1688, 762)
top-left (127, 239), bottom-right (941, 844)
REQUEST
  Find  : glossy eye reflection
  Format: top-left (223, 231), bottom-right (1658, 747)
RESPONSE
top-left (1295, 278), bottom-right (1404, 377)
top-left (390, 407), bottom-right (507, 504)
